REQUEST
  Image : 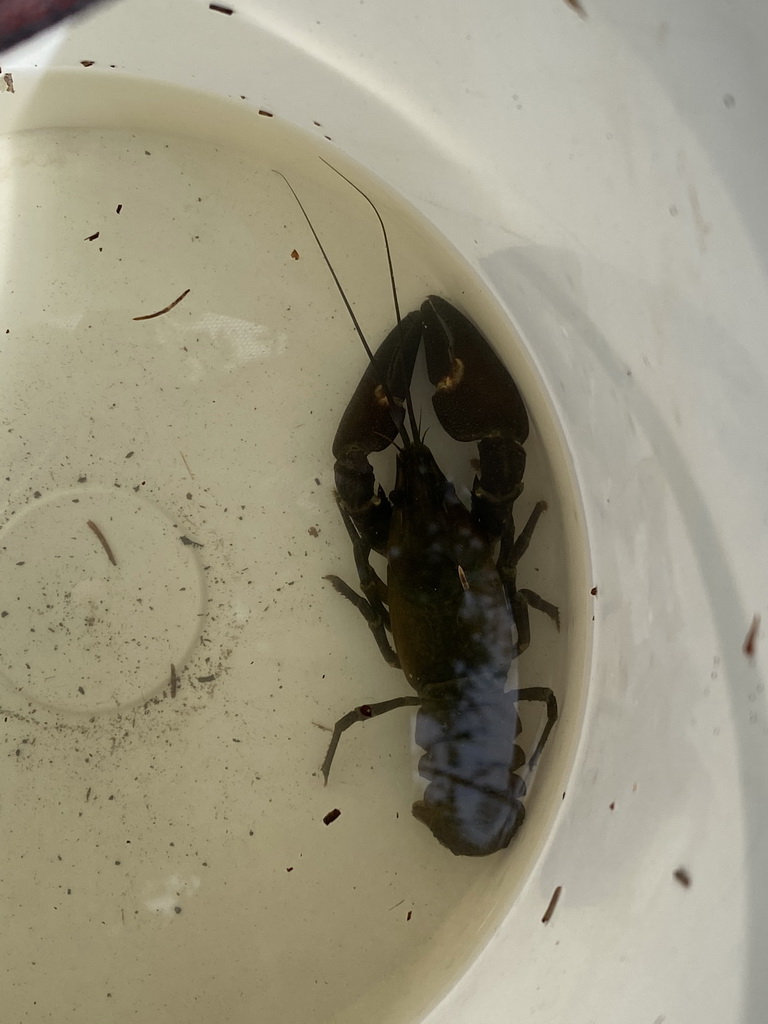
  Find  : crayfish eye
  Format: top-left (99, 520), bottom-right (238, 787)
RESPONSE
top-left (436, 357), bottom-right (465, 393)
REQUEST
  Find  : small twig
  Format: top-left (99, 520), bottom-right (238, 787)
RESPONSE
top-left (87, 520), bottom-right (117, 565)
top-left (170, 664), bottom-right (178, 699)
top-left (133, 288), bottom-right (190, 321)
top-left (541, 885), bottom-right (562, 924)
top-left (744, 614), bottom-right (760, 661)
top-left (179, 451), bottom-right (195, 480)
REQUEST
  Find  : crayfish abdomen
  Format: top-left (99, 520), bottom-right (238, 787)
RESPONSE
top-left (413, 679), bottom-right (528, 856)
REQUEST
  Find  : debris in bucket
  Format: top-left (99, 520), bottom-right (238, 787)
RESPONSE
top-left (291, 249), bottom-right (300, 260)
top-left (562, 0), bottom-right (586, 15)
top-left (323, 808), bottom-right (341, 826)
top-left (180, 535), bottom-right (204, 549)
top-left (259, 109), bottom-right (273, 118)
top-left (80, 60), bottom-right (95, 67)
top-left (673, 867), bottom-right (691, 888)
top-left (743, 614), bottom-right (760, 661)
top-left (132, 288), bottom-right (190, 321)
top-left (87, 520), bottom-right (117, 566)
top-left (3, 73), bottom-right (14, 93)
top-left (406, 910), bottom-right (412, 922)
top-left (115, 204), bottom-right (122, 214)
top-left (541, 885), bottom-right (562, 924)
top-left (170, 664), bottom-right (178, 699)
top-left (209, 3), bottom-right (234, 13)
top-left (590, 585), bottom-right (598, 596)
top-left (84, 231), bottom-right (100, 242)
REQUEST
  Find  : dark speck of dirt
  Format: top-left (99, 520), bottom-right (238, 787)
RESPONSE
top-left (562, 0), bottom-right (586, 14)
top-left (259, 109), bottom-right (274, 117)
top-left (180, 535), bottom-right (204, 548)
top-left (609, 801), bottom-right (615, 810)
top-left (590, 586), bottom-right (598, 596)
top-left (85, 232), bottom-right (100, 242)
top-left (174, 906), bottom-right (182, 914)
top-left (291, 249), bottom-right (300, 260)
top-left (286, 866), bottom-right (294, 872)
top-left (209, 2), bottom-right (234, 12)
top-left (673, 867), bottom-right (691, 888)
top-left (308, 526), bottom-right (319, 537)
top-left (406, 910), bottom-right (412, 922)
top-left (743, 614), bottom-right (760, 661)
top-left (80, 60), bottom-right (95, 67)
top-left (115, 204), bottom-right (122, 214)
top-left (323, 808), bottom-right (341, 826)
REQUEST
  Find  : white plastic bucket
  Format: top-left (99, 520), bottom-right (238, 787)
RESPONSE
top-left (0, 2), bottom-right (765, 1023)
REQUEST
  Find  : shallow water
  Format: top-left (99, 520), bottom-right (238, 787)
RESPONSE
top-left (0, 99), bottom-right (582, 1024)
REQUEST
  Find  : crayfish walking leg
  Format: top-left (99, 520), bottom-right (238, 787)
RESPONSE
top-left (320, 695), bottom-right (422, 784)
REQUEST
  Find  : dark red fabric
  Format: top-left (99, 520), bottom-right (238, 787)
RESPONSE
top-left (0, 0), bottom-right (106, 52)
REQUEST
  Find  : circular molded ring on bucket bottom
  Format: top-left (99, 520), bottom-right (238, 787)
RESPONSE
top-left (0, 487), bottom-right (205, 713)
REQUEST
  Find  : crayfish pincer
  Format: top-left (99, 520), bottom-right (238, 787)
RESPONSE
top-left (278, 165), bottom-right (560, 857)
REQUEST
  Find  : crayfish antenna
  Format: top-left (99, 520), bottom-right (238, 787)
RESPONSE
top-left (319, 159), bottom-right (420, 446)
top-left (275, 168), bottom-right (414, 448)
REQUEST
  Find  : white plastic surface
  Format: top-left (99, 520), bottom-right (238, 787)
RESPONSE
top-left (0, 1), bottom-right (766, 1023)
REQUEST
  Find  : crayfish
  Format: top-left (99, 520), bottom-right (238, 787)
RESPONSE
top-left (279, 166), bottom-right (560, 856)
